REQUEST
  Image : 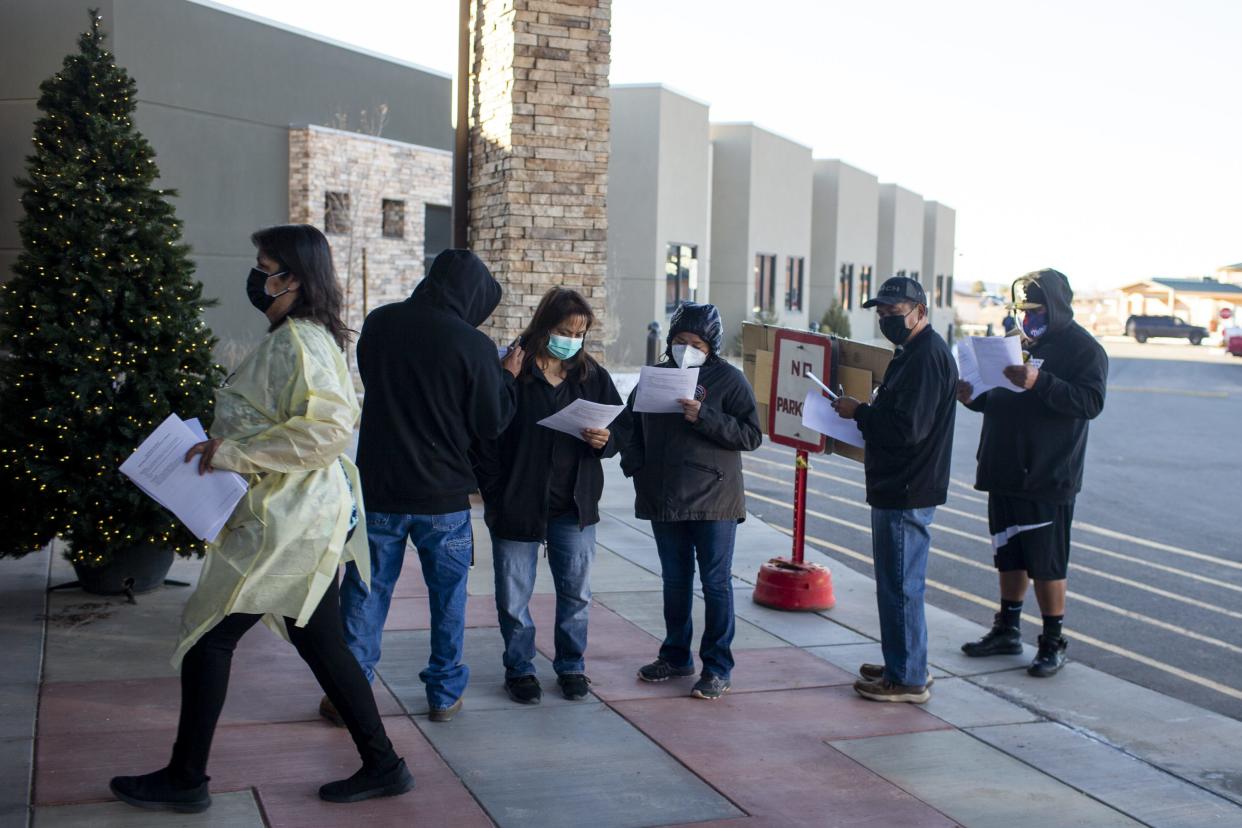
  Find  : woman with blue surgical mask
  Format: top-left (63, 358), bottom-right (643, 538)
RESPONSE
top-left (617, 302), bottom-right (762, 701)
top-left (473, 287), bottom-right (623, 705)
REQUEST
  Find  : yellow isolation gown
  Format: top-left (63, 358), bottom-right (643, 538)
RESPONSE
top-left (171, 317), bottom-right (369, 667)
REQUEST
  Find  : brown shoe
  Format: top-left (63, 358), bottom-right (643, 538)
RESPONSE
top-left (858, 663), bottom-right (934, 688)
top-left (428, 698), bottom-right (463, 723)
top-left (853, 677), bottom-right (930, 704)
top-left (319, 695), bottom-right (346, 728)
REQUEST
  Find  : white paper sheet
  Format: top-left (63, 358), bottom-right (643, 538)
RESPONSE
top-left (119, 414), bottom-right (248, 543)
top-left (956, 337), bottom-right (1025, 397)
top-left (536, 398), bottom-right (626, 441)
top-left (633, 365), bottom-right (700, 414)
top-left (802, 389), bottom-right (865, 449)
top-left (805, 371), bottom-right (838, 400)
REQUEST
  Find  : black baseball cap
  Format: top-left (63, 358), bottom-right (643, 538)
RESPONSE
top-left (862, 276), bottom-right (927, 309)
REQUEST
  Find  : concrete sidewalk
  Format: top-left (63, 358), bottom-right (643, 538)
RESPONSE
top-left (4, 457), bottom-right (1242, 826)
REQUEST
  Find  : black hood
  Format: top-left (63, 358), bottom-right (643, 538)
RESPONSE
top-left (412, 249), bottom-right (502, 327)
top-left (1017, 268), bottom-right (1074, 336)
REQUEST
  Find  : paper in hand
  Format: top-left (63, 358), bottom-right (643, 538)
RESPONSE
top-left (956, 337), bottom-right (1025, 397)
top-left (537, 398), bottom-right (626, 441)
top-left (633, 365), bottom-right (699, 414)
top-left (802, 389), bottom-right (865, 448)
top-left (120, 414), bottom-right (248, 543)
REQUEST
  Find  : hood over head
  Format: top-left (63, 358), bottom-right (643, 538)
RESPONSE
top-left (1011, 268), bottom-right (1073, 338)
top-left (412, 249), bottom-right (502, 327)
top-left (666, 302), bottom-right (724, 356)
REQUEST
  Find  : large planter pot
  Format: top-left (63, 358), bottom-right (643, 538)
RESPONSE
top-left (70, 544), bottom-right (175, 595)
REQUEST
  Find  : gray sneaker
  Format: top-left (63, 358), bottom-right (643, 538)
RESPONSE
top-left (428, 698), bottom-right (463, 722)
top-left (691, 673), bottom-right (731, 700)
top-left (858, 663), bottom-right (934, 688)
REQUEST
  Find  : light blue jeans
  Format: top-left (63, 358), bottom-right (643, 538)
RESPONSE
top-left (341, 509), bottom-right (473, 709)
top-left (870, 507), bottom-right (935, 686)
top-left (491, 514), bottom-right (596, 680)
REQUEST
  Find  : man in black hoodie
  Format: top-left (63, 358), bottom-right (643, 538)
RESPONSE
top-left (832, 276), bottom-right (958, 705)
top-left (338, 250), bottom-right (520, 722)
top-left (958, 269), bottom-right (1107, 678)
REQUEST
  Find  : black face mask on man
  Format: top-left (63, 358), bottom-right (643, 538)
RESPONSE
top-left (879, 308), bottom-right (917, 346)
top-left (246, 267), bottom-right (290, 313)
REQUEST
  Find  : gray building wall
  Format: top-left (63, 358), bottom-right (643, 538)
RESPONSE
top-left (875, 183), bottom-right (925, 340)
top-left (1, 0), bottom-right (452, 363)
top-left (810, 159), bottom-right (879, 340)
top-left (606, 85), bottom-right (712, 365)
top-left (923, 200), bottom-right (956, 339)
top-left (709, 123), bottom-right (812, 348)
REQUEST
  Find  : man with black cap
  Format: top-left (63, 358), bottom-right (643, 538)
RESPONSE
top-left (831, 276), bottom-right (957, 703)
top-left (957, 269), bottom-right (1107, 677)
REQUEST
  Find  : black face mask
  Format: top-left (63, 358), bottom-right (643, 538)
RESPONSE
top-left (879, 309), bottom-right (915, 346)
top-left (246, 267), bottom-right (288, 313)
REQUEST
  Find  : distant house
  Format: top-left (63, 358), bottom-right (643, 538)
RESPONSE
top-left (1118, 277), bottom-right (1242, 331)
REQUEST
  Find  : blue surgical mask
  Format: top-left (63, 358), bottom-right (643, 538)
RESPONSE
top-left (547, 334), bottom-right (583, 360)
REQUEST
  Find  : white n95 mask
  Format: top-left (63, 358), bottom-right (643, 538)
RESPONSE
top-left (672, 344), bottom-right (707, 369)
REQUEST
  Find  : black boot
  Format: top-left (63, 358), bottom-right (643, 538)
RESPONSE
top-left (110, 768), bottom-right (211, 813)
top-left (319, 759), bottom-right (415, 803)
top-left (1028, 635), bottom-right (1068, 677)
top-left (961, 614), bottom-right (1023, 657)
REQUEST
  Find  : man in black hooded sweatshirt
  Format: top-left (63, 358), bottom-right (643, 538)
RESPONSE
top-left (337, 250), bottom-right (520, 722)
top-left (958, 269), bottom-right (1107, 677)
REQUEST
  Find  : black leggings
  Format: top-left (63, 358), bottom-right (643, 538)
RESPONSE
top-left (168, 574), bottom-right (399, 785)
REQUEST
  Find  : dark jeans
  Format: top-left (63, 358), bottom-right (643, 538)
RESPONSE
top-left (169, 575), bottom-right (399, 786)
top-left (651, 519), bottom-right (737, 680)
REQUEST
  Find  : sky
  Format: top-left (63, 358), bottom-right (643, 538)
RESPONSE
top-left (210, 0), bottom-right (1241, 291)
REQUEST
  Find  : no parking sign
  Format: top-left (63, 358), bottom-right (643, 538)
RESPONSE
top-left (767, 329), bottom-right (828, 453)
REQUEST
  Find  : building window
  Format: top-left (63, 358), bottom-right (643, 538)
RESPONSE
top-left (324, 191), bottom-right (350, 235)
top-left (839, 263), bottom-right (854, 310)
top-left (665, 243), bottom-right (698, 314)
top-left (909, 270), bottom-right (919, 285)
top-left (422, 204), bottom-right (452, 274)
top-left (785, 256), bottom-right (804, 311)
top-left (946, 275), bottom-right (954, 306)
top-left (859, 266), bottom-right (873, 304)
top-left (935, 274), bottom-right (945, 307)
top-left (753, 254), bottom-right (777, 314)
top-left (382, 199), bottom-right (405, 239)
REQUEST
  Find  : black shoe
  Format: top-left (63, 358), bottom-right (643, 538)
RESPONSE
top-left (505, 674), bottom-right (543, 705)
top-left (637, 658), bottom-right (696, 682)
top-left (691, 673), bottom-right (731, 700)
top-left (110, 768), bottom-right (211, 814)
top-left (1028, 635), bottom-right (1068, 677)
top-left (319, 759), bottom-right (415, 803)
top-left (961, 614), bottom-right (1024, 657)
top-left (557, 673), bottom-right (592, 700)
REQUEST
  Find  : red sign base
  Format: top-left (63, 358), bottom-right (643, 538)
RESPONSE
top-left (753, 557), bottom-right (835, 612)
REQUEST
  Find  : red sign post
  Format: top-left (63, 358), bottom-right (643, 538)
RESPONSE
top-left (752, 330), bottom-right (836, 612)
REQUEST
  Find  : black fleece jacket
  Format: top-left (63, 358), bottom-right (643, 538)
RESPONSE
top-left (474, 361), bottom-right (623, 542)
top-left (854, 326), bottom-right (958, 509)
top-left (619, 358), bottom-right (762, 523)
top-left (965, 270), bottom-right (1107, 504)
top-left (355, 250), bottom-right (517, 515)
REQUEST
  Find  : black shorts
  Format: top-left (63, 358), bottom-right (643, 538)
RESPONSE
top-left (987, 495), bottom-right (1074, 581)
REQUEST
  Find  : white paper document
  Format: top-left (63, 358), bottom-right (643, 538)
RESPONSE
top-left (120, 414), bottom-right (248, 543)
top-left (537, 398), bottom-right (626, 441)
top-left (957, 336), bottom-right (1025, 396)
top-left (805, 371), bottom-right (837, 400)
top-left (801, 389), bottom-right (865, 449)
top-left (633, 365), bottom-right (700, 414)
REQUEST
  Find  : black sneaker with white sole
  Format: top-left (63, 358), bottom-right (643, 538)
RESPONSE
top-left (557, 673), bottom-right (592, 700)
top-left (505, 674), bottom-right (543, 704)
top-left (691, 673), bottom-right (731, 700)
top-left (637, 658), bottom-right (696, 682)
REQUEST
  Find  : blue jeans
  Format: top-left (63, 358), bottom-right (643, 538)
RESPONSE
top-left (491, 514), bottom-right (596, 680)
top-left (870, 507), bottom-right (935, 686)
top-left (341, 509), bottom-right (473, 709)
top-left (651, 520), bottom-right (737, 680)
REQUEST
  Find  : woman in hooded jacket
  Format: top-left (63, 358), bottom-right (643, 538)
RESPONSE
top-left (619, 303), bottom-right (762, 700)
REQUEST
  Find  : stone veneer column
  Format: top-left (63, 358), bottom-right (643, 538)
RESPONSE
top-left (468, 0), bottom-right (611, 350)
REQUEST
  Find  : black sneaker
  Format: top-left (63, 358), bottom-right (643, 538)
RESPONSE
top-left (1028, 635), bottom-right (1068, 677)
top-left (557, 673), bottom-right (592, 700)
top-left (637, 658), bottom-right (696, 682)
top-left (110, 768), bottom-right (211, 814)
top-left (691, 673), bottom-right (731, 700)
top-left (505, 674), bottom-right (543, 705)
top-left (961, 614), bottom-right (1024, 657)
top-left (858, 663), bottom-right (934, 688)
top-left (319, 759), bottom-right (415, 803)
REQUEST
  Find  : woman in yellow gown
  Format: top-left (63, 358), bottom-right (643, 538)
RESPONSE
top-left (111, 225), bottom-right (413, 813)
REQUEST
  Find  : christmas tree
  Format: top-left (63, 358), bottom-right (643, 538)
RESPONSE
top-left (0, 10), bottom-right (224, 566)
